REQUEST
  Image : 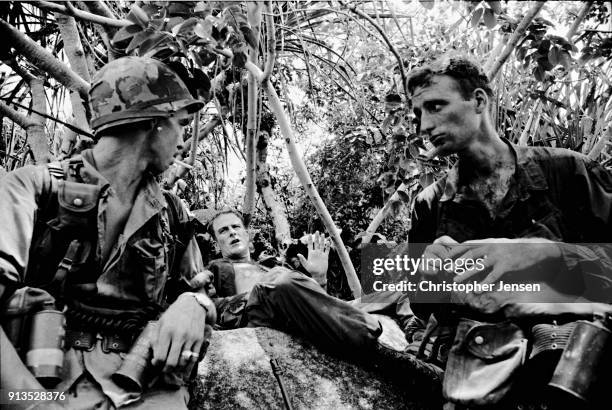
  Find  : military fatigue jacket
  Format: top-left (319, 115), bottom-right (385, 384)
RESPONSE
top-left (409, 141), bottom-right (612, 313)
top-left (0, 150), bottom-right (205, 402)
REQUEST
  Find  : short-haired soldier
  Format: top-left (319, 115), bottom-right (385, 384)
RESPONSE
top-left (406, 54), bottom-right (612, 407)
top-left (0, 57), bottom-right (216, 409)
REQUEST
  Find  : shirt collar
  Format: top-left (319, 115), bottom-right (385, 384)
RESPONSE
top-left (79, 149), bottom-right (110, 188)
top-left (438, 138), bottom-right (548, 202)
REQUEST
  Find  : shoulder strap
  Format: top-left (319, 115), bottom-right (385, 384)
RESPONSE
top-left (37, 161), bottom-right (66, 222)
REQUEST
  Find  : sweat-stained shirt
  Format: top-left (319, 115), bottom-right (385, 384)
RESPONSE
top-left (407, 140), bottom-right (612, 316)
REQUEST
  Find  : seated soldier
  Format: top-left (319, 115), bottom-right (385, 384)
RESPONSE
top-left (205, 208), bottom-right (440, 384)
top-left (206, 209), bottom-right (380, 353)
top-left (405, 53), bottom-right (612, 408)
top-left (0, 56), bottom-right (215, 409)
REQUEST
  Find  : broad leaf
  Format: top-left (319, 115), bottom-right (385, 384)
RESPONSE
top-left (111, 24), bottom-right (143, 48)
top-left (127, 4), bottom-right (149, 28)
top-left (486, 1), bottom-right (502, 14)
top-left (419, 1), bottom-right (434, 10)
top-left (195, 20), bottom-right (214, 42)
top-left (483, 8), bottom-right (496, 29)
top-left (471, 7), bottom-right (483, 28)
top-left (548, 46), bottom-right (561, 66)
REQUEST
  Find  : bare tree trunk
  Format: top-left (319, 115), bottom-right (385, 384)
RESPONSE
top-left (0, 82), bottom-right (49, 163)
top-left (487, 1), bottom-right (546, 80)
top-left (242, 2), bottom-right (263, 226)
top-left (0, 101), bottom-right (33, 130)
top-left (56, 14), bottom-right (92, 155)
top-left (0, 18), bottom-right (90, 99)
top-left (247, 2), bottom-right (362, 298)
top-left (566, 1), bottom-right (594, 40)
top-left (361, 182), bottom-right (407, 245)
top-left (256, 130), bottom-right (292, 256)
top-left (264, 82), bottom-right (362, 297)
top-left (27, 77), bottom-right (50, 163)
top-left (483, 34), bottom-right (508, 74)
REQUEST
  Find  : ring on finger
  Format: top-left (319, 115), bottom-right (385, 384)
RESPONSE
top-left (181, 350), bottom-right (199, 360)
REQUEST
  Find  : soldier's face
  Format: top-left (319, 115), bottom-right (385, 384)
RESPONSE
top-left (412, 75), bottom-right (480, 157)
top-left (212, 213), bottom-right (250, 260)
top-left (149, 108), bottom-right (191, 173)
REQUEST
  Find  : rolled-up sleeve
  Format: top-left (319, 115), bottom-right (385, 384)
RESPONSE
top-left (0, 166), bottom-right (47, 285)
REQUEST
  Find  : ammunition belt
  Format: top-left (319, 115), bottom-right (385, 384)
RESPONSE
top-left (530, 321), bottom-right (577, 359)
top-left (65, 301), bottom-right (161, 334)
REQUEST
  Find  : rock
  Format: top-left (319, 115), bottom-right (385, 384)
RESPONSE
top-left (190, 319), bottom-right (442, 409)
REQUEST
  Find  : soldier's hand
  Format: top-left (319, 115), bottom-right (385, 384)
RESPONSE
top-left (417, 235), bottom-right (458, 279)
top-left (153, 292), bottom-right (212, 373)
top-left (298, 231), bottom-right (330, 286)
top-left (450, 238), bottom-right (561, 285)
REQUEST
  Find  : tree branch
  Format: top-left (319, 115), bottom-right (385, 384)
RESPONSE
top-left (0, 18), bottom-right (90, 100)
top-left (259, 2), bottom-right (361, 298)
top-left (166, 118), bottom-right (221, 188)
top-left (0, 100), bottom-right (34, 129)
top-left (361, 182), bottom-right (407, 244)
top-left (27, 76), bottom-right (51, 163)
top-left (341, 1), bottom-right (408, 98)
top-left (243, 1), bottom-right (263, 226)
top-left (262, 4), bottom-right (276, 82)
top-left (30, 1), bottom-right (132, 28)
top-left (487, 1), bottom-right (546, 80)
top-left (256, 130), bottom-right (292, 255)
top-left (566, 1), bottom-right (594, 40)
top-left (56, 13), bottom-right (91, 134)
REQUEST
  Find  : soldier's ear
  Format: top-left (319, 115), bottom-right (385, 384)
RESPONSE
top-left (473, 88), bottom-right (488, 114)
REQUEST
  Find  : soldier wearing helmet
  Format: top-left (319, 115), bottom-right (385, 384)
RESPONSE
top-left (0, 56), bottom-right (216, 409)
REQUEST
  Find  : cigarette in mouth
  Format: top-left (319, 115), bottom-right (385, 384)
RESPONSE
top-left (173, 158), bottom-right (193, 169)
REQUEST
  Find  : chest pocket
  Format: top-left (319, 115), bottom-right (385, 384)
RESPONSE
top-left (116, 210), bottom-right (181, 305)
top-left (509, 191), bottom-right (566, 241)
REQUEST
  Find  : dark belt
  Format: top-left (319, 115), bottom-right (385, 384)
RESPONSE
top-left (66, 329), bottom-right (135, 353)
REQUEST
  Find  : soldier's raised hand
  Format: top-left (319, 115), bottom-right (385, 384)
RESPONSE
top-left (298, 231), bottom-right (330, 287)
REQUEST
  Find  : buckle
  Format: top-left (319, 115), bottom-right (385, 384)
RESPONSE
top-left (101, 334), bottom-right (132, 353)
top-left (66, 329), bottom-right (96, 351)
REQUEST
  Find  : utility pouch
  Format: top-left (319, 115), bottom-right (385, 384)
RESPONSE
top-left (47, 179), bottom-right (100, 234)
top-left (443, 318), bottom-right (528, 406)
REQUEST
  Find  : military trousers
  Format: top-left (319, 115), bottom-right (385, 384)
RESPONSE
top-left (217, 269), bottom-right (382, 354)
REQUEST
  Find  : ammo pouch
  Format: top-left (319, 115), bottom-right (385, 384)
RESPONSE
top-left (28, 163), bottom-right (102, 294)
top-left (443, 318), bottom-right (528, 406)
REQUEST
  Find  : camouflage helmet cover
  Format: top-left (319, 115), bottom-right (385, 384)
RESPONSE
top-left (89, 56), bottom-right (204, 135)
